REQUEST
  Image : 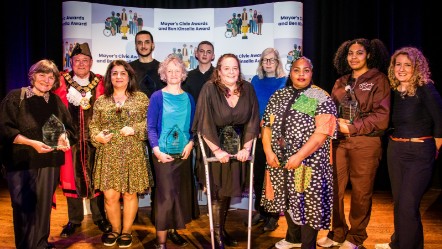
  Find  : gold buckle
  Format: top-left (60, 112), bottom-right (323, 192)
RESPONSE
top-left (409, 138), bottom-right (424, 143)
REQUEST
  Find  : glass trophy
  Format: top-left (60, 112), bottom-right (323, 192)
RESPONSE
top-left (42, 114), bottom-right (67, 148)
top-left (219, 126), bottom-right (241, 155)
top-left (164, 125), bottom-right (186, 158)
top-left (339, 91), bottom-right (359, 124)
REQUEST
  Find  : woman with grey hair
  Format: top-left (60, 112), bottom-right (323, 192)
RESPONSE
top-left (148, 54), bottom-right (196, 249)
top-left (0, 59), bottom-right (76, 249)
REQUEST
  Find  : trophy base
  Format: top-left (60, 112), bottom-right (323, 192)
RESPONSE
top-left (242, 36), bottom-right (248, 39)
top-left (169, 154), bottom-right (182, 159)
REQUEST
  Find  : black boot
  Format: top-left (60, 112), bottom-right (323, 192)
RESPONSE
top-left (212, 200), bottom-right (224, 249)
top-left (221, 196), bottom-right (238, 246)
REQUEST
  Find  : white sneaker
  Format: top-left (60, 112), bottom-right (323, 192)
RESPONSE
top-left (316, 237), bottom-right (342, 247)
top-left (375, 243), bottom-right (391, 249)
top-left (275, 239), bottom-right (302, 249)
top-left (339, 240), bottom-right (358, 249)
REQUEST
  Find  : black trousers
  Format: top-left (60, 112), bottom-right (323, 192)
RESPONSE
top-left (66, 194), bottom-right (106, 224)
top-left (8, 166), bottom-right (59, 249)
top-left (284, 211), bottom-right (318, 249)
top-left (253, 138), bottom-right (266, 212)
top-left (387, 139), bottom-right (435, 249)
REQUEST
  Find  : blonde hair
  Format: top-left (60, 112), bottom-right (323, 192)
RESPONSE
top-left (388, 47), bottom-right (433, 96)
top-left (256, 48), bottom-right (286, 79)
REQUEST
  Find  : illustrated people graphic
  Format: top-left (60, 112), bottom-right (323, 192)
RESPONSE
top-left (133, 13), bottom-right (138, 34)
top-left (257, 11), bottom-right (263, 35)
top-left (128, 10), bottom-right (134, 34)
top-left (137, 15), bottom-right (143, 32)
top-left (189, 45), bottom-right (197, 70)
top-left (235, 14), bottom-right (241, 35)
top-left (115, 12), bottom-right (122, 33)
top-left (121, 8), bottom-right (128, 27)
top-left (231, 13), bottom-right (238, 36)
top-left (182, 44), bottom-right (190, 69)
top-left (248, 9), bottom-right (254, 33)
top-left (241, 8), bottom-right (248, 27)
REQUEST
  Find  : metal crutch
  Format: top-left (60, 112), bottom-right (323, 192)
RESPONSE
top-left (246, 137), bottom-right (257, 249)
top-left (197, 132), bottom-right (216, 249)
top-left (197, 132), bottom-right (257, 249)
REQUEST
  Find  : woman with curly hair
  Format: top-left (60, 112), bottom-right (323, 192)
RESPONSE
top-left (148, 54), bottom-right (196, 249)
top-left (375, 47), bottom-right (442, 249)
top-left (317, 38), bottom-right (391, 249)
top-left (192, 53), bottom-right (260, 248)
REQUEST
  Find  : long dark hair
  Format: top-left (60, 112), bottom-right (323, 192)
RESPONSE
top-left (103, 60), bottom-right (138, 97)
top-left (208, 53), bottom-right (245, 97)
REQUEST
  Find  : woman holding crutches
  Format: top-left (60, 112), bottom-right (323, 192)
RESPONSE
top-left (192, 53), bottom-right (260, 249)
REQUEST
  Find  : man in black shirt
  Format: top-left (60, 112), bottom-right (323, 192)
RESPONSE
top-left (129, 30), bottom-right (165, 98)
top-left (182, 40), bottom-right (215, 103)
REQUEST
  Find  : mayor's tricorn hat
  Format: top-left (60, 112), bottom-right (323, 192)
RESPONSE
top-left (71, 42), bottom-right (92, 58)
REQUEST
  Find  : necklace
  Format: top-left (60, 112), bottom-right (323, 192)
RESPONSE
top-left (398, 85), bottom-right (408, 99)
top-left (62, 71), bottom-right (100, 110)
top-left (113, 94), bottom-right (127, 103)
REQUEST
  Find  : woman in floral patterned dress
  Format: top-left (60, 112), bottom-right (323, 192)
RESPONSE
top-left (90, 59), bottom-right (153, 248)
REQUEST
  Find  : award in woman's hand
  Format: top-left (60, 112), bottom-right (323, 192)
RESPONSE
top-left (340, 90), bottom-right (359, 124)
top-left (165, 125), bottom-right (186, 158)
top-left (219, 126), bottom-right (241, 155)
top-left (42, 114), bottom-right (68, 149)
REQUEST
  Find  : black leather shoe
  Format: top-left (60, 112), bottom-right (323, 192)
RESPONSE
top-left (263, 217), bottom-right (279, 232)
top-left (95, 219), bottom-right (112, 233)
top-left (60, 222), bottom-right (81, 237)
top-left (222, 229), bottom-right (238, 246)
top-left (167, 229), bottom-right (188, 247)
top-left (248, 213), bottom-right (267, 226)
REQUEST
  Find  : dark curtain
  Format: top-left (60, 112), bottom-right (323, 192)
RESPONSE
top-left (3, 0), bottom-right (441, 189)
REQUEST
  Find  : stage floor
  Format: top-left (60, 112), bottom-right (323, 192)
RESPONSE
top-left (0, 179), bottom-right (441, 249)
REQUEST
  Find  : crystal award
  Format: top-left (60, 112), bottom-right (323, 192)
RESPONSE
top-left (42, 114), bottom-right (67, 148)
top-left (164, 125), bottom-right (186, 158)
top-left (219, 126), bottom-right (241, 155)
top-left (339, 91), bottom-right (359, 124)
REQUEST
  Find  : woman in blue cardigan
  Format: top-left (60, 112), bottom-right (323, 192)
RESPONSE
top-left (148, 54), bottom-right (196, 249)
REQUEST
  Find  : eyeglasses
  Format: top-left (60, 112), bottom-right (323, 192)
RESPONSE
top-left (262, 58), bottom-right (277, 64)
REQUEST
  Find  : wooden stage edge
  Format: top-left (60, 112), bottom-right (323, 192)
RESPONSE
top-left (0, 179), bottom-right (441, 249)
